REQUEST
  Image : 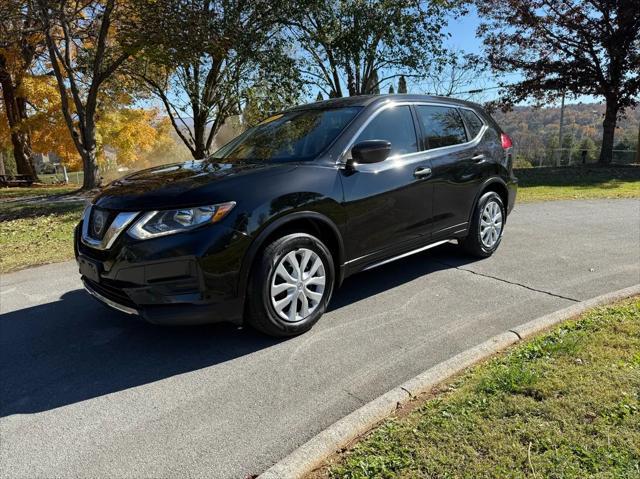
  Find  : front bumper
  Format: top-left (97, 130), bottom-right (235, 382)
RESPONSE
top-left (83, 277), bottom-right (140, 316)
top-left (75, 220), bottom-right (250, 325)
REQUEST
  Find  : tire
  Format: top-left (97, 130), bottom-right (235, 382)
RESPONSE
top-left (246, 233), bottom-right (335, 337)
top-left (460, 191), bottom-right (506, 258)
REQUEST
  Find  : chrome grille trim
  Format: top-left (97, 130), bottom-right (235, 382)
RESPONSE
top-left (81, 205), bottom-right (139, 250)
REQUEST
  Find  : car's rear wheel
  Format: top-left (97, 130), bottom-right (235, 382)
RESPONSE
top-left (460, 191), bottom-right (505, 258)
top-left (246, 233), bottom-right (335, 337)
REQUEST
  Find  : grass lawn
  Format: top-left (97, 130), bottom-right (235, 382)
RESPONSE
top-left (516, 166), bottom-right (640, 202)
top-left (321, 297), bottom-right (640, 479)
top-left (0, 197), bottom-right (85, 274)
top-left (0, 185), bottom-right (80, 199)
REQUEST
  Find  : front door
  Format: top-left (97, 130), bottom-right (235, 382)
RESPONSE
top-left (340, 104), bottom-right (434, 266)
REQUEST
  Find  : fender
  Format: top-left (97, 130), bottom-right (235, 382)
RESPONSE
top-left (236, 211), bottom-right (346, 308)
top-left (467, 176), bottom-right (510, 225)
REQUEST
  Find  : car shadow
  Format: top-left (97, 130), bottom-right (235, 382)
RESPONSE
top-left (0, 243), bottom-right (477, 417)
top-left (0, 292), bottom-right (283, 418)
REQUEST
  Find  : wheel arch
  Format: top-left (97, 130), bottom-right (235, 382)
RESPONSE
top-left (237, 211), bottom-right (346, 310)
top-left (470, 177), bottom-right (510, 223)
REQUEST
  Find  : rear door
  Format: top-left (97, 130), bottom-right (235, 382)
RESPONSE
top-left (340, 104), bottom-right (435, 264)
top-left (414, 105), bottom-right (486, 239)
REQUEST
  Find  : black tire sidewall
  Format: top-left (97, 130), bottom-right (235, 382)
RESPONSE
top-left (253, 233), bottom-right (335, 336)
top-left (469, 192), bottom-right (505, 256)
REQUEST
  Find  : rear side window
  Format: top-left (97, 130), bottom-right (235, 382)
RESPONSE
top-left (460, 109), bottom-right (484, 139)
top-left (355, 105), bottom-right (417, 156)
top-left (415, 105), bottom-right (467, 149)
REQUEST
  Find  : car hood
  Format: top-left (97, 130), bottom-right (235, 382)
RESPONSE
top-left (94, 160), bottom-right (296, 210)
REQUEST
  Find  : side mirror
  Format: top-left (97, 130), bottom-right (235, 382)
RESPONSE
top-left (349, 140), bottom-right (391, 166)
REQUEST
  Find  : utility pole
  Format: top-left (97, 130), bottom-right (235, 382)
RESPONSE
top-left (636, 121), bottom-right (640, 164)
top-left (557, 90), bottom-right (566, 167)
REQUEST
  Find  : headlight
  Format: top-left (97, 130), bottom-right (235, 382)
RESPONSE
top-left (127, 202), bottom-right (236, 240)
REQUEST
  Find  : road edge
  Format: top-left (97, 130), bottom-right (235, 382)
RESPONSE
top-left (259, 284), bottom-right (640, 479)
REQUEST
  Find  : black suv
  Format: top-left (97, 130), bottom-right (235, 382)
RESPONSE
top-left (75, 95), bottom-right (516, 336)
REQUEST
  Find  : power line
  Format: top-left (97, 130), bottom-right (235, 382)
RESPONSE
top-left (455, 82), bottom-right (521, 95)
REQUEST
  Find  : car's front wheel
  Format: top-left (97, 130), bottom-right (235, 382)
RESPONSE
top-left (460, 191), bottom-right (506, 258)
top-left (246, 233), bottom-right (335, 337)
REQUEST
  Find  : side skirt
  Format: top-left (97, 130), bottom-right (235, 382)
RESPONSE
top-left (361, 239), bottom-right (452, 272)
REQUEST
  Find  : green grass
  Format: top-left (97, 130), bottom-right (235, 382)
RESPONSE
top-left (325, 298), bottom-right (640, 479)
top-left (0, 198), bottom-right (85, 273)
top-left (37, 171), bottom-right (84, 185)
top-left (0, 185), bottom-right (80, 199)
top-left (516, 166), bottom-right (640, 202)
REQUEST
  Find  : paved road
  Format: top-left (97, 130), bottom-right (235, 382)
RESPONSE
top-left (1, 199), bottom-right (639, 479)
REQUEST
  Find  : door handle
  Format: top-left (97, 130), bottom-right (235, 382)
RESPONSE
top-left (414, 166), bottom-right (432, 179)
top-left (471, 154), bottom-right (486, 163)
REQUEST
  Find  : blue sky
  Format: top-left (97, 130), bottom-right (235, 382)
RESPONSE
top-left (406, 7), bottom-right (525, 102)
top-left (444, 9), bottom-right (483, 52)
top-left (434, 8), bottom-right (595, 106)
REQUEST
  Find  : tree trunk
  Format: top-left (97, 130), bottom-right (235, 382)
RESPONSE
top-left (0, 62), bottom-right (39, 179)
top-left (9, 130), bottom-right (38, 177)
top-left (599, 98), bottom-right (618, 165)
top-left (193, 120), bottom-right (206, 160)
top-left (80, 121), bottom-right (100, 190)
top-left (81, 147), bottom-right (100, 190)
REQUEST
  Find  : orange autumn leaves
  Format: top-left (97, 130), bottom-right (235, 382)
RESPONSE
top-left (0, 73), bottom-right (173, 170)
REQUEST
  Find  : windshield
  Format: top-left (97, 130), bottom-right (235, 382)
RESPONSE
top-left (211, 107), bottom-right (362, 162)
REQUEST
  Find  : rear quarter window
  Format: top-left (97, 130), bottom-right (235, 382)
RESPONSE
top-left (460, 109), bottom-right (484, 139)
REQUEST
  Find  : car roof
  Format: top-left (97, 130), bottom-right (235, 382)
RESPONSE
top-left (288, 94), bottom-right (482, 111)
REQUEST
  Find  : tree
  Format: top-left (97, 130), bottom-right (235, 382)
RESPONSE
top-left (132, 0), bottom-right (302, 160)
top-left (573, 136), bottom-right (596, 164)
top-left (2, 40), bottom-right (171, 174)
top-left (37, 0), bottom-right (139, 189)
top-left (0, 0), bottom-right (42, 179)
top-left (388, 83), bottom-right (395, 94)
top-left (421, 51), bottom-right (486, 99)
top-left (476, 0), bottom-right (640, 165)
top-left (316, 91), bottom-right (324, 101)
top-left (397, 74), bottom-right (407, 94)
top-left (289, 0), bottom-right (455, 97)
top-left (241, 78), bottom-right (304, 128)
top-left (560, 132), bottom-right (575, 164)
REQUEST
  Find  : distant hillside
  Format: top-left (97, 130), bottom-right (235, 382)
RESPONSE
top-left (492, 103), bottom-right (639, 166)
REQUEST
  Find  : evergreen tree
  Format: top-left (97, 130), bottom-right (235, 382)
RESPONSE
top-left (398, 75), bottom-right (408, 94)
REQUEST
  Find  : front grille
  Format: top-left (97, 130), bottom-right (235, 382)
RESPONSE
top-left (84, 278), bottom-right (137, 308)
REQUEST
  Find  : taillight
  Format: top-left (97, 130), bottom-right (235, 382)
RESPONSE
top-left (501, 133), bottom-right (513, 149)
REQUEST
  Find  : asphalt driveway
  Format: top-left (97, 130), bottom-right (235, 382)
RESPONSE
top-left (1, 199), bottom-right (639, 478)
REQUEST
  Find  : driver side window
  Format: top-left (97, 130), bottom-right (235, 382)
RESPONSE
top-left (355, 106), bottom-right (418, 157)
